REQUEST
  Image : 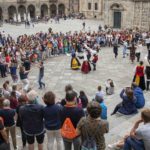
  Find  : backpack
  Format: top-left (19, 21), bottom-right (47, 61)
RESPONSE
top-left (61, 118), bottom-right (77, 140)
top-left (81, 122), bottom-right (101, 150)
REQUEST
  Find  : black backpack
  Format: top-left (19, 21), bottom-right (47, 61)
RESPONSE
top-left (81, 122), bottom-right (101, 150)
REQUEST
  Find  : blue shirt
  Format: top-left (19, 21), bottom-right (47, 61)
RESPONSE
top-left (100, 102), bottom-right (107, 120)
top-left (43, 104), bottom-right (62, 130)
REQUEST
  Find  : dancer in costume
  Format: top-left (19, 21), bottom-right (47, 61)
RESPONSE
top-left (81, 51), bottom-right (91, 74)
top-left (133, 61), bottom-right (146, 90)
top-left (71, 53), bottom-right (81, 70)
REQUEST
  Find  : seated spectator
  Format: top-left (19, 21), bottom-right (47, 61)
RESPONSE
top-left (9, 91), bottom-right (18, 109)
top-left (108, 109), bottom-right (150, 150)
top-left (20, 90), bottom-right (45, 150)
top-left (76, 101), bottom-right (109, 150)
top-left (16, 95), bottom-right (27, 148)
top-left (0, 99), bottom-right (17, 149)
top-left (79, 91), bottom-right (88, 109)
top-left (105, 79), bottom-right (115, 95)
top-left (111, 87), bottom-right (138, 115)
top-left (95, 95), bottom-right (107, 120)
top-left (0, 116), bottom-right (10, 150)
top-left (43, 91), bottom-right (62, 150)
top-left (132, 82), bottom-right (145, 109)
top-left (95, 85), bottom-right (104, 99)
top-left (61, 90), bottom-right (84, 150)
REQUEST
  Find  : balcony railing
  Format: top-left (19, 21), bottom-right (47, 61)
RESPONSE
top-left (17, 0), bottom-right (26, 3)
top-left (49, 0), bottom-right (58, 3)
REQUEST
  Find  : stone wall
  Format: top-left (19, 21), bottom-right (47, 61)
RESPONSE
top-left (79, 0), bottom-right (103, 19)
top-left (0, 0), bottom-right (80, 21)
top-left (133, 1), bottom-right (150, 30)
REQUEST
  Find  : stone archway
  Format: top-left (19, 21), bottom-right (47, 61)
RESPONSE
top-left (0, 7), bottom-right (2, 21)
top-left (58, 3), bottom-right (65, 16)
top-left (8, 6), bottom-right (17, 20)
top-left (28, 4), bottom-right (36, 19)
top-left (18, 5), bottom-right (26, 21)
top-left (50, 4), bottom-right (57, 17)
top-left (41, 4), bottom-right (48, 18)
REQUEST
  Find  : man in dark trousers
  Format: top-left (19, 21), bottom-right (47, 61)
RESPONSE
top-left (38, 61), bottom-right (45, 89)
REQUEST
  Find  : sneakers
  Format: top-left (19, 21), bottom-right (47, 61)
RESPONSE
top-left (108, 143), bottom-right (120, 149)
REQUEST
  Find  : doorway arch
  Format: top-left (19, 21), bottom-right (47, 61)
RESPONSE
top-left (41, 4), bottom-right (48, 18)
top-left (58, 3), bottom-right (65, 16)
top-left (28, 4), bottom-right (36, 19)
top-left (8, 6), bottom-right (17, 20)
top-left (50, 4), bottom-right (57, 17)
top-left (18, 5), bottom-right (26, 21)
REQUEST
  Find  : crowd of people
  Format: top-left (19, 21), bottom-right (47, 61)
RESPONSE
top-left (0, 80), bottom-right (149, 150)
top-left (0, 24), bottom-right (150, 150)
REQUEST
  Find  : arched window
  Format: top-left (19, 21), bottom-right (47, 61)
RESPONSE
top-left (88, 3), bottom-right (91, 10)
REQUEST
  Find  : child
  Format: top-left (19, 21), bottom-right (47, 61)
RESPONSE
top-left (92, 54), bottom-right (98, 71)
top-left (105, 79), bottom-right (115, 95)
top-left (95, 85), bottom-right (104, 100)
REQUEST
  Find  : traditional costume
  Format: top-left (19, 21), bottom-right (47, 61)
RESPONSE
top-left (133, 65), bottom-right (146, 90)
top-left (71, 53), bottom-right (81, 70)
top-left (81, 52), bottom-right (91, 74)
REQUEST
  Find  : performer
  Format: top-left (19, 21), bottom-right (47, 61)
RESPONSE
top-left (128, 43), bottom-right (137, 63)
top-left (81, 52), bottom-right (91, 74)
top-left (133, 61), bottom-right (146, 90)
top-left (71, 53), bottom-right (81, 70)
top-left (38, 61), bottom-right (45, 89)
top-left (91, 54), bottom-right (98, 71)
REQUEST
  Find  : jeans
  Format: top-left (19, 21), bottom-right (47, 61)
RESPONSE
top-left (38, 75), bottom-right (45, 88)
top-left (123, 137), bottom-right (145, 150)
top-left (21, 79), bottom-right (30, 92)
top-left (5, 125), bottom-right (17, 149)
top-left (63, 137), bottom-right (81, 150)
top-left (47, 129), bottom-right (62, 150)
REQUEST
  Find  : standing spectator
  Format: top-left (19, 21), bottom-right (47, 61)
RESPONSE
top-left (9, 91), bottom-right (18, 109)
top-left (9, 60), bottom-right (18, 83)
top-left (23, 57), bottom-right (31, 71)
top-left (95, 95), bottom-right (107, 120)
top-left (20, 90), bottom-right (45, 150)
top-left (82, 22), bottom-right (85, 30)
top-left (0, 116), bottom-right (10, 150)
top-left (61, 90), bottom-right (84, 150)
top-left (0, 99), bottom-right (17, 149)
top-left (79, 91), bottom-right (88, 109)
top-left (95, 85), bottom-right (104, 100)
top-left (76, 101), bottom-right (109, 150)
top-left (128, 43), bottom-right (136, 63)
top-left (16, 95), bottom-right (27, 149)
top-left (43, 91), bottom-right (62, 150)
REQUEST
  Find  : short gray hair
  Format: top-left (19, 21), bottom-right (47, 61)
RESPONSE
top-left (27, 90), bottom-right (38, 102)
top-left (3, 99), bottom-right (10, 107)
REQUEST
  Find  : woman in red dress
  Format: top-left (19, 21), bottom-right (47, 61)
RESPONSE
top-left (133, 61), bottom-right (146, 90)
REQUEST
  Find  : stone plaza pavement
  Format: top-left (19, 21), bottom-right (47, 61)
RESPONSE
top-left (7, 46), bottom-right (149, 150)
top-left (0, 20), bottom-right (149, 149)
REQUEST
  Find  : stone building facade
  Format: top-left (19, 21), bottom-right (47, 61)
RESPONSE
top-left (79, 0), bottom-right (103, 19)
top-left (80, 0), bottom-right (150, 30)
top-left (0, 0), bottom-right (79, 21)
